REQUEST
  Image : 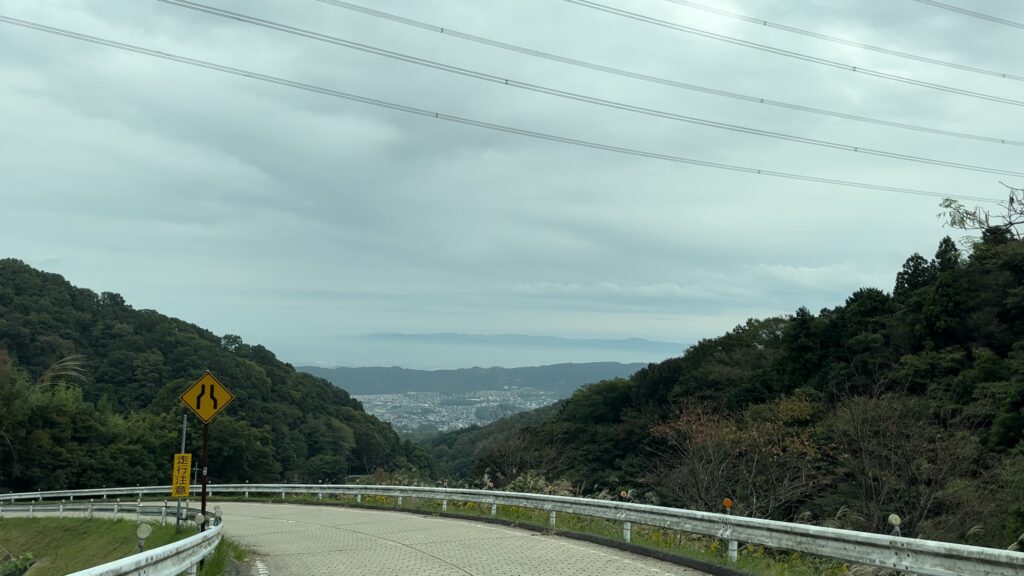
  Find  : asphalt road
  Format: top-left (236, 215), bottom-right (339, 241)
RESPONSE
top-left (216, 501), bottom-right (710, 576)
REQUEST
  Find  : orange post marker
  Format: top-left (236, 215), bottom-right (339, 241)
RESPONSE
top-left (723, 498), bottom-right (734, 510)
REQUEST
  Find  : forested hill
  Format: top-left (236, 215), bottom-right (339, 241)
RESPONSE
top-left (0, 259), bottom-right (431, 492)
top-left (426, 229), bottom-right (1024, 548)
top-left (301, 363), bottom-right (647, 396)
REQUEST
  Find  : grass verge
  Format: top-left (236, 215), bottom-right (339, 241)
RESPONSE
top-left (0, 518), bottom-right (185, 576)
top-left (198, 537), bottom-right (249, 576)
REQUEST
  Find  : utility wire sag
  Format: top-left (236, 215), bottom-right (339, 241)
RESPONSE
top-left (565, 0), bottom-right (1024, 107)
top-left (0, 14), bottom-right (1002, 204)
top-left (909, 0), bottom-right (1024, 30)
top-left (314, 0), bottom-right (1024, 148)
top-left (159, 0), bottom-right (1024, 178)
top-left (660, 0), bottom-right (1024, 80)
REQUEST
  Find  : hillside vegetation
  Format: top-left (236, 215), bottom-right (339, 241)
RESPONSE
top-left (428, 224), bottom-right (1024, 548)
top-left (0, 259), bottom-right (432, 492)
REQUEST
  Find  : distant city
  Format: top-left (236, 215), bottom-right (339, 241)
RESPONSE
top-left (304, 362), bottom-right (649, 433)
top-left (355, 386), bottom-right (558, 433)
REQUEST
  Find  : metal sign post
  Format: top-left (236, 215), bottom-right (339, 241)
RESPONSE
top-left (179, 371), bottom-right (235, 533)
top-left (201, 422), bottom-right (209, 530)
top-left (175, 413), bottom-right (187, 531)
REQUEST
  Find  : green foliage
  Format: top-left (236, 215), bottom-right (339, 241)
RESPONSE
top-left (425, 403), bottom-right (561, 481)
top-left (0, 259), bottom-right (429, 491)
top-left (197, 537), bottom-right (248, 576)
top-left (428, 231), bottom-right (1024, 547)
top-left (0, 554), bottom-right (33, 576)
top-left (0, 518), bottom-right (182, 576)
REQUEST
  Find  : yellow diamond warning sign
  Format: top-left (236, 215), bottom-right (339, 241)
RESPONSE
top-left (180, 371), bottom-right (234, 423)
top-left (172, 453), bottom-right (192, 498)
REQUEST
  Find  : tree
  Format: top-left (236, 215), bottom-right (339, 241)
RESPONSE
top-left (940, 184), bottom-right (1024, 242)
top-left (475, 428), bottom-right (534, 483)
top-left (825, 395), bottom-right (985, 540)
top-left (894, 253), bottom-right (935, 298)
top-left (934, 236), bottom-right (962, 272)
top-left (777, 308), bottom-right (825, 393)
top-left (0, 355), bottom-right (30, 483)
top-left (0, 259), bottom-right (416, 491)
top-left (650, 396), bottom-right (825, 520)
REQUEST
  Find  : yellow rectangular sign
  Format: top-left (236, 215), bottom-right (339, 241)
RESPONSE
top-left (172, 452), bottom-right (192, 498)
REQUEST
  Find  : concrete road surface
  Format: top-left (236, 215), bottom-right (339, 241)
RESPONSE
top-left (216, 502), bottom-right (710, 576)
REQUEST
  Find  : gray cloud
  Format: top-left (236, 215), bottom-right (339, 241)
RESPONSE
top-left (2, 0), bottom-right (1020, 368)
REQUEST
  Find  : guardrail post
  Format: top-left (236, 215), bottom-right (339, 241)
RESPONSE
top-left (397, 496), bottom-right (403, 507)
top-left (623, 521), bottom-right (631, 543)
top-left (161, 500), bottom-right (168, 526)
top-left (114, 499), bottom-right (120, 520)
top-left (28, 504), bottom-right (33, 518)
top-left (60, 500), bottom-right (65, 518)
top-left (69, 494), bottom-right (74, 501)
top-left (356, 493), bottom-right (362, 504)
top-left (548, 511), bottom-right (556, 530)
top-left (490, 503), bottom-right (497, 517)
top-left (89, 499), bottom-right (94, 519)
top-left (318, 492), bottom-right (322, 501)
top-left (281, 491), bottom-right (286, 499)
top-left (245, 480), bottom-right (249, 498)
top-left (0, 504), bottom-right (4, 519)
top-left (725, 502), bottom-right (738, 562)
top-left (442, 499), bottom-right (448, 512)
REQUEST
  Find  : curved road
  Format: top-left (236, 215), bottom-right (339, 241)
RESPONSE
top-left (217, 502), bottom-right (709, 575)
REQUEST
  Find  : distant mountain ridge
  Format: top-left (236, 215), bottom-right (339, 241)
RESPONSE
top-left (300, 362), bottom-right (646, 396)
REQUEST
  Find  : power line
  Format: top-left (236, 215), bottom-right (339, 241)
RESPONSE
top-left (159, 0), bottom-right (1024, 179)
top-left (564, 0), bottom-right (1024, 107)
top-left (314, 0), bottom-right (1024, 148)
top-left (0, 14), bottom-right (1003, 204)
top-left (660, 0), bottom-right (1024, 81)
top-left (909, 0), bottom-right (1024, 30)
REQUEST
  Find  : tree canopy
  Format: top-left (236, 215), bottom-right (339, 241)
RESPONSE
top-left (0, 259), bottom-right (432, 492)
top-left (426, 229), bottom-right (1024, 547)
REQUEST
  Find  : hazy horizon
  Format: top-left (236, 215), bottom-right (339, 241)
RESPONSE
top-left (293, 332), bottom-right (683, 370)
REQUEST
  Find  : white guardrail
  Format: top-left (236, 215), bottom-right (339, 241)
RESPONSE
top-left (0, 498), bottom-right (220, 576)
top-left (3, 484), bottom-right (1024, 576)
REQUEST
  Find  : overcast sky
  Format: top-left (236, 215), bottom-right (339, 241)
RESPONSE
top-left (2, 0), bottom-right (1021, 369)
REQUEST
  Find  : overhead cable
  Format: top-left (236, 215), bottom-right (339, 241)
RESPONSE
top-left (564, 0), bottom-right (1024, 107)
top-left (660, 0), bottom-right (1024, 80)
top-left (158, 0), bottom-right (1024, 178)
top-left (909, 0), bottom-right (1024, 30)
top-left (0, 14), bottom-right (1002, 203)
top-left (313, 0), bottom-right (1024, 148)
